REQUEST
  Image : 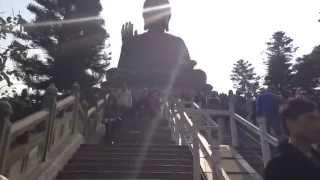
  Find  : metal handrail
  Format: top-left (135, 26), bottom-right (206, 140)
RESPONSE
top-left (233, 113), bottom-right (279, 147)
top-left (167, 100), bottom-right (224, 180)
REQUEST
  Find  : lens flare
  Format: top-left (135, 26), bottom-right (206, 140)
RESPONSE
top-left (24, 16), bottom-right (102, 28)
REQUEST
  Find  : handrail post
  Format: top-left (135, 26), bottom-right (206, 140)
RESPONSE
top-left (81, 100), bottom-right (90, 139)
top-left (41, 83), bottom-right (58, 161)
top-left (165, 102), bottom-right (175, 142)
top-left (258, 116), bottom-right (271, 166)
top-left (72, 83), bottom-right (80, 134)
top-left (217, 117), bottom-right (224, 145)
top-left (176, 101), bottom-right (184, 145)
top-left (207, 126), bottom-right (223, 180)
top-left (168, 102), bottom-right (178, 144)
top-left (228, 95), bottom-right (239, 147)
top-left (0, 101), bottom-right (13, 175)
top-left (192, 114), bottom-right (201, 180)
top-left (92, 95), bottom-right (101, 135)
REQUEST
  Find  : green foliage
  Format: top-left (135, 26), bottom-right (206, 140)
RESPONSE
top-left (0, 15), bottom-right (30, 92)
top-left (292, 45), bottom-right (320, 93)
top-left (231, 59), bottom-right (260, 97)
top-left (265, 31), bottom-right (297, 93)
top-left (25, 0), bottom-right (110, 91)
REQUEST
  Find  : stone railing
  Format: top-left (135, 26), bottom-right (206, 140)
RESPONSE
top-left (164, 100), bottom-right (224, 180)
top-left (230, 111), bottom-right (279, 167)
top-left (0, 83), bottom-right (107, 180)
top-left (202, 97), bottom-right (279, 168)
top-left (164, 98), bottom-right (277, 180)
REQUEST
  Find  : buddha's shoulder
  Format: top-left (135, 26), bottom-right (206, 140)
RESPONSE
top-left (133, 32), bottom-right (185, 44)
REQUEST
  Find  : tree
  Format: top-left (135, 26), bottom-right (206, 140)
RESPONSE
top-left (231, 59), bottom-right (260, 96)
top-left (25, 0), bottom-right (110, 91)
top-left (0, 15), bottom-right (32, 94)
top-left (265, 31), bottom-right (297, 93)
top-left (292, 45), bottom-right (320, 94)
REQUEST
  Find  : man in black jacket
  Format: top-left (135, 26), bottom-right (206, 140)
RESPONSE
top-left (264, 98), bottom-right (320, 180)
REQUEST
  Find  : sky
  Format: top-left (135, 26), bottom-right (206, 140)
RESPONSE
top-left (2, 0), bottom-right (320, 93)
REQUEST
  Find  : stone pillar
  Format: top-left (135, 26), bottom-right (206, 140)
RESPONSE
top-left (192, 114), bottom-right (200, 180)
top-left (41, 83), bottom-right (58, 161)
top-left (229, 95), bottom-right (239, 147)
top-left (81, 100), bottom-right (90, 139)
top-left (217, 117), bottom-right (224, 145)
top-left (72, 83), bottom-right (80, 134)
top-left (173, 101), bottom-right (180, 144)
top-left (207, 127), bottom-right (223, 180)
top-left (0, 101), bottom-right (13, 175)
top-left (258, 117), bottom-right (271, 166)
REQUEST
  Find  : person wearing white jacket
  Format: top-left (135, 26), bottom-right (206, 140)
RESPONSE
top-left (117, 83), bottom-right (132, 120)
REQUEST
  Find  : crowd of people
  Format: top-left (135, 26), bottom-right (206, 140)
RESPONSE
top-left (194, 87), bottom-right (320, 140)
top-left (102, 83), bottom-right (164, 136)
top-left (192, 87), bottom-right (320, 179)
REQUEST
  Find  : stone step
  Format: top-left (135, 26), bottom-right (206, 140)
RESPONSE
top-left (112, 132), bottom-right (172, 139)
top-left (63, 164), bottom-right (193, 172)
top-left (109, 137), bottom-right (174, 142)
top-left (66, 160), bottom-right (192, 167)
top-left (79, 144), bottom-right (189, 150)
top-left (76, 147), bottom-right (190, 154)
top-left (112, 131), bottom-right (172, 138)
top-left (74, 149), bottom-right (192, 157)
top-left (71, 153), bottom-right (193, 160)
top-left (56, 179), bottom-right (167, 180)
top-left (69, 156), bottom-right (193, 163)
top-left (68, 158), bottom-right (193, 165)
top-left (56, 171), bottom-right (193, 180)
top-left (56, 116), bottom-right (193, 180)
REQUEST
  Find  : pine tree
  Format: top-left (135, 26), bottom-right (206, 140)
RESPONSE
top-left (25, 0), bottom-right (110, 91)
top-left (0, 15), bottom-right (31, 93)
top-left (292, 45), bottom-right (320, 93)
top-left (231, 59), bottom-right (260, 96)
top-left (265, 31), bottom-right (297, 93)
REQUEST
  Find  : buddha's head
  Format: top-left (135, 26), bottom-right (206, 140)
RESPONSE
top-left (143, 0), bottom-right (171, 32)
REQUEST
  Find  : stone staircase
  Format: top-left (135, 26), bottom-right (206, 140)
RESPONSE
top-left (236, 125), bottom-right (264, 175)
top-left (55, 114), bottom-right (194, 180)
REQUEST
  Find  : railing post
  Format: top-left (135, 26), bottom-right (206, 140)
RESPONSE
top-left (92, 101), bottom-right (100, 135)
top-left (0, 101), bottom-right (13, 175)
top-left (72, 83), bottom-right (80, 134)
top-left (217, 117), bottom-right (224, 145)
top-left (170, 99), bottom-right (178, 144)
top-left (81, 100), bottom-right (90, 139)
top-left (175, 103), bottom-right (182, 145)
top-left (164, 102), bottom-right (173, 140)
top-left (207, 126), bottom-right (223, 180)
top-left (258, 116), bottom-right (271, 166)
top-left (41, 83), bottom-right (58, 161)
top-left (192, 114), bottom-right (201, 180)
top-left (175, 101), bottom-right (184, 145)
top-left (229, 95), bottom-right (239, 147)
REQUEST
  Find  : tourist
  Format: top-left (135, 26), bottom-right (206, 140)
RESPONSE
top-left (117, 83), bottom-right (132, 120)
top-left (256, 88), bottom-right (282, 138)
top-left (149, 89), bottom-right (162, 116)
top-left (207, 91), bottom-right (221, 109)
top-left (264, 98), bottom-right (320, 180)
top-left (136, 88), bottom-right (150, 116)
top-left (234, 90), bottom-right (246, 117)
top-left (245, 92), bottom-right (254, 122)
top-left (103, 86), bottom-right (118, 137)
top-left (295, 87), bottom-right (306, 98)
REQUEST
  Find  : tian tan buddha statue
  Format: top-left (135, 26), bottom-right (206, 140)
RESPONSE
top-left (116, 0), bottom-right (207, 91)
